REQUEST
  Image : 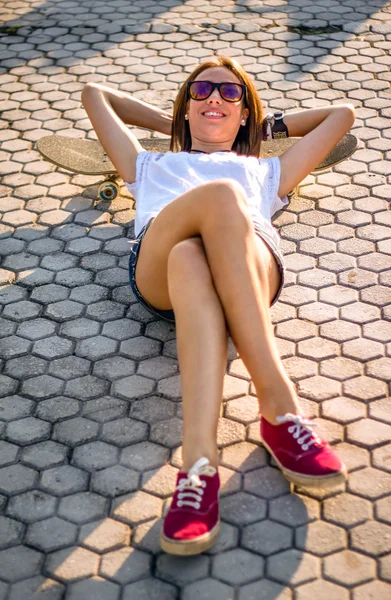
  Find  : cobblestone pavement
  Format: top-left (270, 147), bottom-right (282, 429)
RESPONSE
top-left (1, 0), bottom-right (391, 599)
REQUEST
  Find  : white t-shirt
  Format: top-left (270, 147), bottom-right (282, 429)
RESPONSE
top-left (125, 150), bottom-right (288, 247)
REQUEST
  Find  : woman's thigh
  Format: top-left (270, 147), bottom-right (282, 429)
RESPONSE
top-left (134, 182), bottom-right (281, 311)
top-left (134, 181), bottom-right (235, 311)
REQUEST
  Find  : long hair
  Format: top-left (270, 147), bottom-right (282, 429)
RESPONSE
top-left (170, 56), bottom-right (263, 158)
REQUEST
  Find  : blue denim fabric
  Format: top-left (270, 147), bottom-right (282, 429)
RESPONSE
top-left (128, 217), bottom-right (286, 325)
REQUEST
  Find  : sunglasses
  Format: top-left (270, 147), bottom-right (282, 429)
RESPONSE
top-left (187, 80), bottom-right (246, 103)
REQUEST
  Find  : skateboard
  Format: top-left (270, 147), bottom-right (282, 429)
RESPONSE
top-left (36, 133), bottom-right (358, 201)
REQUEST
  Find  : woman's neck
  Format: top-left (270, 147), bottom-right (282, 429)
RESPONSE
top-left (189, 149), bottom-right (232, 154)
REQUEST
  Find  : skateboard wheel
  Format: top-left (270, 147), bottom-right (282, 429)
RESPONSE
top-left (98, 181), bottom-right (119, 201)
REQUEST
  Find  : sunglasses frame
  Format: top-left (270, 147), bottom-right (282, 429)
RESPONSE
top-left (187, 80), bottom-right (247, 104)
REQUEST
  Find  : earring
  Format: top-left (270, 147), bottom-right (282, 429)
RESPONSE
top-left (241, 119), bottom-right (246, 125)
top-left (185, 114), bottom-right (189, 120)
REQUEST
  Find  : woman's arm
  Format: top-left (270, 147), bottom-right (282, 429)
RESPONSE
top-left (81, 83), bottom-right (173, 183)
top-left (88, 84), bottom-right (173, 135)
top-left (278, 104), bottom-right (356, 199)
top-left (282, 106), bottom-right (352, 138)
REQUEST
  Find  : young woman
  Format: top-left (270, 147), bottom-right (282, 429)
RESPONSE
top-left (82, 56), bottom-right (355, 556)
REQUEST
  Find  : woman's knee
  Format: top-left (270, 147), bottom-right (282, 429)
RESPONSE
top-left (203, 179), bottom-right (252, 228)
top-left (168, 238), bottom-right (212, 283)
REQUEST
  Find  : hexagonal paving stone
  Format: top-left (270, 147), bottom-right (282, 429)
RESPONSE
top-left (101, 418), bottom-right (148, 447)
top-left (21, 374), bottom-right (64, 399)
top-left (72, 441), bottom-right (119, 471)
top-left (347, 418), bottom-right (391, 448)
top-left (129, 396), bottom-right (176, 424)
top-left (211, 548), bottom-right (263, 585)
top-left (182, 578), bottom-right (234, 600)
top-left (82, 397), bottom-right (128, 423)
top-left (6, 490), bottom-right (56, 523)
top-left (351, 520), bottom-right (391, 556)
top-left (342, 338), bottom-right (384, 361)
top-left (7, 575), bottom-right (64, 600)
top-left (58, 492), bottom-right (108, 524)
top-left (295, 580), bottom-right (348, 600)
top-left (111, 490), bottom-right (163, 526)
top-left (220, 491), bottom-right (267, 526)
top-left (224, 395), bottom-right (259, 424)
top-left (93, 356), bottom-right (136, 380)
top-left (65, 375), bottom-right (109, 399)
top-left (322, 396), bottom-right (366, 424)
top-left (242, 519), bottom-right (292, 556)
top-left (296, 520), bottom-right (346, 556)
top-left (35, 396), bottom-right (80, 422)
top-left (45, 546), bottom-right (99, 582)
top-left (323, 550), bottom-right (376, 586)
top-left (113, 374), bottom-right (155, 400)
top-left (343, 376), bottom-right (387, 401)
top-left (79, 518), bottom-right (130, 554)
top-left (66, 577), bottom-right (120, 600)
top-left (121, 441), bottom-right (169, 472)
top-left (0, 463), bottom-right (37, 495)
top-left (217, 418), bottom-right (246, 447)
top-left (39, 465), bottom-right (89, 496)
top-left (0, 395), bottom-right (35, 421)
top-left (297, 376), bottom-right (341, 401)
top-left (0, 545), bottom-right (43, 583)
top-left (376, 496), bottom-right (391, 525)
top-left (221, 442), bottom-right (267, 472)
top-left (323, 492), bottom-right (371, 528)
top-left (352, 582), bottom-right (391, 600)
top-left (0, 441), bottom-right (19, 467)
top-left (99, 547), bottom-right (151, 584)
top-left (21, 441), bottom-right (68, 470)
top-left (91, 465), bottom-right (139, 498)
top-left (150, 417), bottom-right (183, 448)
top-left (26, 516), bottom-right (78, 552)
top-left (0, 515), bottom-right (24, 549)
top-left (76, 335), bottom-right (118, 361)
top-left (373, 444), bottom-right (391, 473)
top-left (156, 553), bottom-right (209, 586)
top-left (53, 417), bottom-right (99, 446)
top-left (6, 417), bottom-right (51, 446)
top-left (32, 335), bottom-right (74, 359)
top-left (320, 357), bottom-right (362, 381)
top-left (141, 464), bottom-right (178, 498)
top-left (123, 577), bottom-right (176, 600)
top-left (266, 549), bottom-right (319, 586)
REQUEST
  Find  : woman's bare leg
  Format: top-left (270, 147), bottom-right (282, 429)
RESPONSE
top-left (197, 183), bottom-right (300, 424)
top-left (135, 180), bottom-right (300, 427)
top-left (167, 237), bottom-right (228, 472)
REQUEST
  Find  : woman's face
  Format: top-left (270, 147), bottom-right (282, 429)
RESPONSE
top-left (186, 66), bottom-right (249, 150)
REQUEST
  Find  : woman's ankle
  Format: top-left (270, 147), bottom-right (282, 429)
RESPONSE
top-left (181, 448), bottom-right (219, 473)
top-left (257, 385), bottom-right (301, 425)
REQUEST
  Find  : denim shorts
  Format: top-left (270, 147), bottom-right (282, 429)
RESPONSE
top-left (128, 217), bottom-right (285, 325)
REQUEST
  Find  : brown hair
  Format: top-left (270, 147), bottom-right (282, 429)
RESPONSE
top-left (170, 56), bottom-right (263, 157)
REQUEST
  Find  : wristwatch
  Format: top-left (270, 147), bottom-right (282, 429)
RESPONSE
top-left (263, 111), bottom-right (289, 140)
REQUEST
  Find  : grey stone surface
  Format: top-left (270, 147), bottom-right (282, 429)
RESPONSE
top-left (0, 1), bottom-right (390, 596)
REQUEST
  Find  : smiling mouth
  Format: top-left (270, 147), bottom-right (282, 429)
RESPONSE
top-left (202, 111), bottom-right (225, 119)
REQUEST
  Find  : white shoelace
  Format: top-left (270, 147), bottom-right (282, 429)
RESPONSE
top-left (276, 413), bottom-right (322, 451)
top-left (176, 457), bottom-right (216, 510)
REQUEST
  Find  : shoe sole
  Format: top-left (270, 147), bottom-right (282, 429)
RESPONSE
top-left (160, 521), bottom-right (220, 556)
top-left (261, 439), bottom-right (348, 489)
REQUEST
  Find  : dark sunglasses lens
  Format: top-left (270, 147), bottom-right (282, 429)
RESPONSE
top-left (189, 81), bottom-right (212, 100)
top-left (220, 83), bottom-right (243, 102)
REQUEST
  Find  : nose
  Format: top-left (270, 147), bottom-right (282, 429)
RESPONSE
top-left (207, 88), bottom-right (222, 103)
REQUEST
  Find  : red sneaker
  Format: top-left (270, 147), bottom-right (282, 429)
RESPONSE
top-left (261, 413), bottom-right (347, 488)
top-left (160, 457), bottom-right (220, 555)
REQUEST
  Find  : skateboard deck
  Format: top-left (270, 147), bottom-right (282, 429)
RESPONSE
top-left (36, 133), bottom-right (358, 200)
